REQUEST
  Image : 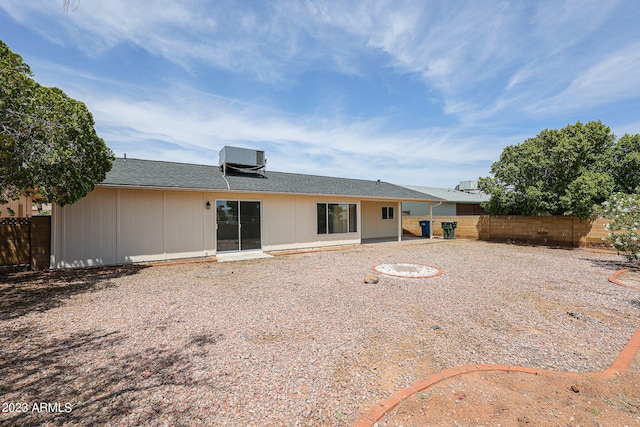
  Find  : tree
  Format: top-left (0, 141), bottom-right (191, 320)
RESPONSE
top-left (611, 133), bottom-right (640, 194)
top-left (1, 40), bottom-right (113, 213)
top-left (479, 121), bottom-right (640, 220)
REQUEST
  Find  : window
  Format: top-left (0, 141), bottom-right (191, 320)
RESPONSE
top-left (317, 203), bottom-right (357, 234)
top-left (317, 203), bottom-right (327, 234)
top-left (382, 206), bottom-right (394, 220)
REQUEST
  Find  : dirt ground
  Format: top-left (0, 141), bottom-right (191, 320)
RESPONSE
top-left (380, 364), bottom-right (640, 426)
top-left (1, 241), bottom-right (639, 426)
top-left (380, 269), bottom-right (640, 427)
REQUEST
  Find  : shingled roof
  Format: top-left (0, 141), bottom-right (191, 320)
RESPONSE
top-left (101, 158), bottom-right (443, 201)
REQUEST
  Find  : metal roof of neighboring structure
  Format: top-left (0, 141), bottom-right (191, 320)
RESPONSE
top-left (400, 185), bottom-right (490, 203)
top-left (101, 158), bottom-right (444, 201)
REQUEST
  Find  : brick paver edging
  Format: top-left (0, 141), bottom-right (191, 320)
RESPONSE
top-left (354, 268), bottom-right (640, 427)
top-left (608, 269), bottom-right (640, 291)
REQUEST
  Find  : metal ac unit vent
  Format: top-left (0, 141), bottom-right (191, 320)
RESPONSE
top-left (219, 146), bottom-right (266, 175)
top-left (457, 180), bottom-right (479, 191)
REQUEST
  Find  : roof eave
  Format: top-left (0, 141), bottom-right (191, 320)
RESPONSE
top-left (96, 184), bottom-right (442, 202)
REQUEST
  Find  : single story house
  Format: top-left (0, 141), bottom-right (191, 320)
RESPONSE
top-left (51, 150), bottom-right (443, 268)
top-left (400, 184), bottom-right (489, 217)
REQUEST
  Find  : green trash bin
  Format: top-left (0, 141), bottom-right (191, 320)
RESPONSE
top-left (441, 221), bottom-right (458, 239)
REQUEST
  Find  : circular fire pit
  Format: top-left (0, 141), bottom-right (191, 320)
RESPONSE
top-left (372, 263), bottom-right (442, 278)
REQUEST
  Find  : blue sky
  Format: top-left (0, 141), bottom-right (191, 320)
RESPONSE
top-left (2, 1), bottom-right (640, 188)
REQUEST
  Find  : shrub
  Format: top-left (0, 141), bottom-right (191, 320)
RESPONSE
top-left (600, 192), bottom-right (640, 264)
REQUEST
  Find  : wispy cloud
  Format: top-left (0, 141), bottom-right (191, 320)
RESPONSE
top-left (88, 86), bottom-right (502, 161)
top-left (3, 0), bottom-right (634, 104)
top-left (1, 0), bottom-right (375, 83)
top-left (2, 1), bottom-right (203, 49)
top-left (67, 72), bottom-right (507, 185)
top-left (529, 42), bottom-right (640, 114)
top-left (305, 1), bottom-right (522, 93)
top-left (2, 0), bottom-right (639, 187)
top-left (530, 0), bottom-right (620, 54)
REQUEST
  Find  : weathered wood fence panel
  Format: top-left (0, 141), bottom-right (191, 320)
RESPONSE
top-left (30, 216), bottom-right (51, 270)
top-left (0, 216), bottom-right (51, 269)
top-left (0, 217), bottom-right (31, 266)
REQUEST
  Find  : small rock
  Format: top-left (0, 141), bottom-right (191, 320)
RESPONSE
top-left (364, 273), bottom-right (379, 284)
top-left (570, 385), bottom-right (580, 393)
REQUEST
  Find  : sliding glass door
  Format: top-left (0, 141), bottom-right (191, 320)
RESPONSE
top-left (239, 201), bottom-right (261, 250)
top-left (216, 200), bottom-right (261, 252)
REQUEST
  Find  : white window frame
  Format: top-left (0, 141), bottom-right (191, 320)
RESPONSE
top-left (382, 206), bottom-right (395, 220)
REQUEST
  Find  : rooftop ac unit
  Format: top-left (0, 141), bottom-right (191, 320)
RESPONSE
top-left (219, 146), bottom-right (266, 175)
top-left (457, 180), bottom-right (479, 191)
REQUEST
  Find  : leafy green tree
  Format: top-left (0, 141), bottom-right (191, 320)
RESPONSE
top-left (479, 121), bottom-right (640, 220)
top-left (1, 40), bottom-right (113, 213)
top-left (611, 133), bottom-right (640, 194)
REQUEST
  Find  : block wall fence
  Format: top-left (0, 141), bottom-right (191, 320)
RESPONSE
top-left (403, 215), bottom-right (610, 247)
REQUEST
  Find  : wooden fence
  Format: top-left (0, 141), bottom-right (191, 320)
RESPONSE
top-left (0, 216), bottom-right (51, 269)
top-left (403, 215), bottom-right (610, 247)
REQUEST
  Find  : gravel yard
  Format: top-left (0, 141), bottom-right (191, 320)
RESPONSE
top-left (1, 239), bottom-right (638, 426)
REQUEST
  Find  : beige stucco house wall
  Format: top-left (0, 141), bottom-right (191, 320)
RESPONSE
top-left (361, 200), bottom-right (401, 240)
top-left (51, 187), bottom-right (410, 268)
top-left (49, 156), bottom-right (442, 269)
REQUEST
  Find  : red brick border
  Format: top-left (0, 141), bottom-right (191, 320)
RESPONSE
top-left (354, 268), bottom-right (640, 426)
top-left (608, 269), bottom-right (640, 291)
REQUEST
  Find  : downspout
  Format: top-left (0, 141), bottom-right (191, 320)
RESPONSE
top-left (429, 201), bottom-right (443, 239)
